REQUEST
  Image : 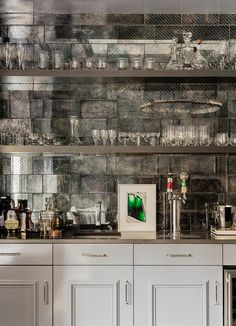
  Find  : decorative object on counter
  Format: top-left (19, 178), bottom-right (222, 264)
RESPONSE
top-left (181, 32), bottom-right (195, 70)
top-left (131, 57), bottom-right (143, 70)
top-left (192, 39), bottom-right (208, 70)
top-left (68, 201), bottom-right (106, 225)
top-left (167, 172), bottom-right (188, 240)
top-left (118, 184), bottom-right (156, 239)
top-left (40, 197), bottom-right (63, 238)
top-left (116, 57), bottom-right (129, 70)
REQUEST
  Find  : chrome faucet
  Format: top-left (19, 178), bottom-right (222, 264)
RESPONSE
top-left (167, 172), bottom-right (188, 239)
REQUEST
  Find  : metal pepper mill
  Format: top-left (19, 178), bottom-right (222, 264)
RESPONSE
top-left (167, 172), bottom-right (188, 239)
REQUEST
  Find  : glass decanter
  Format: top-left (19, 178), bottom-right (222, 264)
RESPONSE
top-left (181, 32), bottom-right (195, 70)
top-left (192, 40), bottom-right (208, 70)
top-left (68, 116), bottom-right (82, 145)
top-left (166, 37), bottom-right (182, 70)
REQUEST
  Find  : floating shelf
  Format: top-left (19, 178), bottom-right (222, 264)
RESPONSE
top-left (0, 145), bottom-right (235, 155)
top-left (1, 69), bottom-right (236, 79)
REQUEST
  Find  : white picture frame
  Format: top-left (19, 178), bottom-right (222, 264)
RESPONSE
top-left (118, 184), bottom-right (156, 239)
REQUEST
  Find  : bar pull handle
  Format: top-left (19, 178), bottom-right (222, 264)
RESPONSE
top-left (215, 281), bottom-right (219, 305)
top-left (125, 281), bottom-right (132, 305)
top-left (166, 253), bottom-right (192, 258)
top-left (82, 253), bottom-right (108, 258)
top-left (0, 253), bottom-right (20, 256)
top-left (227, 274), bottom-right (232, 326)
top-left (43, 281), bottom-right (49, 305)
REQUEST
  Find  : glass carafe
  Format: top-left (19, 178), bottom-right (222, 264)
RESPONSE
top-left (192, 41), bottom-right (208, 70)
top-left (166, 37), bottom-right (182, 70)
top-left (182, 32), bottom-right (195, 70)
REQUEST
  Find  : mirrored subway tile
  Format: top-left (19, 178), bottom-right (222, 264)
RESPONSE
top-left (228, 91), bottom-right (236, 117)
top-left (141, 155), bottom-right (158, 175)
top-left (156, 156), bottom-right (170, 174)
top-left (0, 100), bottom-right (9, 118)
top-left (116, 175), bottom-right (141, 184)
top-left (71, 194), bottom-right (108, 211)
top-left (27, 175), bottom-right (43, 193)
top-left (80, 100), bottom-right (117, 118)
top-left (45, 25), bottom-right (81, 43)
top-left (33, 82), bottom-right (71, 92)
top-left (71, 14), bottom-right (107, 25)
top-left (194, 193), bottom-right (219, 210)
top-left (108, 14), bottom-right (144, 25)
top-left (191, 177), bottom-right (226, 193)
top-left (71, 43), bottom-right (107, 59)
top-left (52, 193), bottom-right (71, 212)
top-left (34, 14), bottom-right (72, 25)
top-left (118, 26), bottom-right (155, 40)
top-left (51, 118), bottom-right (70, 137)
top-left (118, 99), bottom-right (152, 119)
top-left (108, 44), bottom-right (144, 60)
top-left (11, 194), bottom-right (33, 208)
top-left (77, 118), bottom-right (107, 137)
top-left (193, 26), bottom-right (230, 40)
top-left (81, 175), bottom-right (108, 193)
top-left (30, 100), bottom-right (44, 118)
top-left (71, 84), bottom-right (107, 100)
top-left (43, 175), bottom-right (71, 194)
top-left (32, 194), bottom-right (44, 211)
top-left (107, 83), bottom-right (144, 100)
top-left (156, 26), bottom-right (192, 41)
top-left (182, 14), bottom-right (219, 25)
top-left (8, 26), bottom-right (44, 43)
top-left (0, 13), bottom-right (33, 25)
top-left (32, 118), bottom-right (51, 135)
top-left (170, 155), bottom-right (215, 175)
top-left (81, 25), bottom-right (117, 41)
top-left (9, 90), bottom-right (29, 100)
top-left (145, 14), bottom-right (181, 25)
top-left (230, 119), bottom-right (236, 135)
top-left (10, 100), bottom-right (30, 119)
top-left (0, 0), bottom-right (33, 13)
top-left (1, 175), bottom-right (9, 193)
top-left (214, 118), bottom-right (229, 133)
top-left (50, 100), bottom-right (79, 118)
top-left (228, 156), bottom-right (236, 175)
top-left (219, 14), bottom-right (236, 25)
top-left (71, 175), bottom-right (81, 193)
top-left (10, 156), bottom-right (33, 174)
top-left (226, 194), bottom-right (236, 206)
top-left (52, 157), bottom-right (71, 174)
top-left (116, 155), bottom-right (143, 175)
top-left (145, 43), bottom-right (172, 60)
top-left (228, 177), bottom-right (236, 192)
top-left (71, 155), bottom-right (107, 174)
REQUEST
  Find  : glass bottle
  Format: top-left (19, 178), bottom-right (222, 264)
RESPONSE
top-left (192, 40), bottom-right (208, 70)
top-left (166, 37), bottom-right (182, 70)
top-left (182, 32), bottom-right (195, 70)
top-left (5, 200), bottom-right (19, 233)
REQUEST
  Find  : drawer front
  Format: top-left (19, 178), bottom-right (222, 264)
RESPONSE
top-left (0, 244), bottom-right (52, 265)
top-left (54, 244), bottom-right (133, 265)
top-left (134, 244), bottom-right (222, 265)
top-left (223, 244), bottom-right (236, 265)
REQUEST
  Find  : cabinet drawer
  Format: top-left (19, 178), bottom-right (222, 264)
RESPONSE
top-left (54, 244), bottom-right (133, 265)
top-left (134, 244), bottom-right (222, 265)
top-left (0, 244), bottom-right (52, 265)
top-left (223, 244), bottom-right (236, 265)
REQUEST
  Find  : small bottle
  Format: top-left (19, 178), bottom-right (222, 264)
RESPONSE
top-left (0, 211), bottom-right (5, 233)
top-left (182, 32), bottom-right (195, 69)
top-left (5, 200), bottom-right (19, 233)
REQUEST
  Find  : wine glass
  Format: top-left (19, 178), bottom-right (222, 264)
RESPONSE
top-left (118, 132), bottom-right (131, 146)
top-left (16, 43), bottom-right (26, 70)
top-left (108, 130), bottom-right (117, 146)
top-left (92, 130), bottom-right (101, 146)
top-left (100, 129), bottom-right (108, 146)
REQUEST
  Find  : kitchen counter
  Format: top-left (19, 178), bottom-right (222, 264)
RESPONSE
top-left (0, 230), bottom-right (235, 244)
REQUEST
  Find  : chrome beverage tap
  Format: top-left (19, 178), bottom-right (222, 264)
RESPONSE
top-left (167, 172), bottom-right (188, 239)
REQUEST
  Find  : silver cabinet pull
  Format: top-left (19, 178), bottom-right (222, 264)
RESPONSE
top-left (215, 281), bottom-right (219, 305)
top-left (227, 274), bottom-right (232, 326)
top-left (0, 253), bottom-right (20, 256)
top-left (81, 253), bottom-right (108, 258)
top-left (43, 281), bottom-right (49, 305)
top-left (166, 253), bottom-right (192, 258)
top-left (125, 281), bottom-right (132, 305)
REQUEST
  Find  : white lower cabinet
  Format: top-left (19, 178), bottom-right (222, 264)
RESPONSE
top-left (134, 266), bottom-right (223, 326)
top-left (0, 266), bottom-right (52, 326)
top-left (54, 266), bottom-right (133, 326)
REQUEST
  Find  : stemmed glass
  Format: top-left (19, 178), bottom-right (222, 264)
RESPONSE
top-left (118, 132), bottom-right (131, 146)
top-left (92, 130), bottom-right (101, 146)
top-left (100, 129), bottom-right (108, 146)
top-left (145, 132), bottom-right (160, 146)
top-left (131, 132), bottom-right (144, 146)
top-left (16, 43), bottom-right (26, 70)
top-left (108, 130), bottom-right (117, 146)
top-left (4, 43), bottom-right (15, 70)
top-left (68, 116), bottom-right (82, 145)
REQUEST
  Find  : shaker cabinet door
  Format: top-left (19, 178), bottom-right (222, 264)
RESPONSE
top-left (134, 266), bottom-right (223, 326)
top-left (54, 266), bottom-right (133, 326)
top-left (0, 266), bottom-right (52, 326)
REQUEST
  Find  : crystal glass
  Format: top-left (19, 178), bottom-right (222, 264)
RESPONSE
top-left (182, 32), bottom-right (195, 69)
top-left (144, 57), bottom-right (156, 70)
top-left (107, 130), bottom-right (117, 146)
top-left (131, 57), bottom-right (143, 70)
top-left (68, 116), bottom-right (82, 145)
top-left (100, 129), bottom-right (108, 146)
top-left (166, 37), bottom-right (182, 70)
top-left (4, 43), bottom-right (15, 70)
top-left (230, 133), bottom-right (236, 146)
top-left (199, 125), bottom-right (211, 146)
top-left (145, 132), bottom-right (160, 146)
top-left (92, 130), bottom-right (101, 146)
top-left (192, 42), bottom-right (208, 70)
top-left (16, 43), bottom-right (26, 70)
top-left (215, 133), bottom-right (229, 146)
top-left (116, 58), bottom-right (129, 70)
top-left (70, 58), bottom-right (79, 69)
top-left (38, 51), bottom-right (49, 69)
top-left (96, 58), bottom-right (107, 69)
top-left (118, 132), bottom-right (131, 146)
top-left (53, 51), bottom-right (64, 69)
top-left (131, 132), bottom-right (144, 146)
top-left (84, 57), bottom-right (94, 69)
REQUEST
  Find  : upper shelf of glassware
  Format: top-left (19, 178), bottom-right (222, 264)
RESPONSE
top-left (2, 69), bottom-right (236, 79)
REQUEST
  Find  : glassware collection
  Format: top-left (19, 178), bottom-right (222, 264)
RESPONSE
top-left (1, 32), bottom-right (236, 71)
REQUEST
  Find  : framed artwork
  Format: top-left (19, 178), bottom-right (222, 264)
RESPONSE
top-left (118, 184), bottom-right (156, 239)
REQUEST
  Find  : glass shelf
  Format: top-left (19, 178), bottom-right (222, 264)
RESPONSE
top-left (0, 145), bottom-right (235, 154)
